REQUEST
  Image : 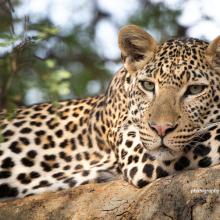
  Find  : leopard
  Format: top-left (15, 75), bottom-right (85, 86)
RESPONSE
top-left (0, 24), bottom-right (220, 200)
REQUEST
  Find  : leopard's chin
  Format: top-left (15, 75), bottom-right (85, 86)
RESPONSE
top-left (147, 145), bottom-right (181, 161)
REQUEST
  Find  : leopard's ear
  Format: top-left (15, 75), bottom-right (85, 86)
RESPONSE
top-left (206, 36), bottom-right (220, 71)
top-left (118, 24), bottom-right (158, 73)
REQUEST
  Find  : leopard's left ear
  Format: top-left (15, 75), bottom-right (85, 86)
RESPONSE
top-left (118, 25), bottom-right (158, 73)
top-left (206, 36), bottom-right (220, 71)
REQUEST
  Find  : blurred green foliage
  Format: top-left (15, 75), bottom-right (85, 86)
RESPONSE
top-left (0, 0), bottom-right (198, 111)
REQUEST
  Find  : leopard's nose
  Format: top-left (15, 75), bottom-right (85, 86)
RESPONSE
top-left (148, 122), bottom-right (178, 137)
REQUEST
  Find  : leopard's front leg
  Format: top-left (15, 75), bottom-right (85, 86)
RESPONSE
top-left (115, 123), bottom-right (172, 188)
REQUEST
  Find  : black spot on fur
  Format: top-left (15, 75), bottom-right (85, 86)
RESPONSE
top-left (72, 113), bottom-right (79, 117)
top-left (63, 177), bottom-right (77, 187)
top-left (137, 179), bottom-right (149, 188)
top-left (25, 193), bottom-right (34, 197)
top-left (65, 122), bottom-right (77, 132)
top-left (215, 134), bottom-right (220, 141)
top-left (2, 130), bottom-right (14, 137)
top-left (44, 154), bottom-right (56, 161)
top-left (30, 171), bottom-right (40, 178)
top-left (31, 113), bottom-right (40, 119)
top-left (142, 153), bottom-right (148, 163)
top-left (126, 76), bottom-right (131, 84)
top-left (21, 158), bottom-right (34, 167)
top-left (214, 95), bottom-right (219, 102)
top-left (95, 111), bottom-right (100, 121)
top-left (69, 180), bottom-right (77, 187)
top-left (208, 125), bottom-right (217, 131)
top-left (20, 127), bottom-right (32, 134)
top-left (19, 137), bottom-right (30, 145)
top-left (198, 132), bottom-right (211, 142)
top-left (17, 173), bottom-right (31, 184)
top-left (127, 155), bottom-right (133, 164)
top-left (35, 130), bottom-right (46, 136)
top-left (82, 170), bottom-right (90, 176)
top-left (40, 161), bottom-right (52, 172)
top-left (125, 140), bottom-right (133, 148)
top-left (34, 137), bottom-right (41, 145)
top-left (55, 129), bottom-right (63, 138)
top-left (33, 180), bottom-right (51, 189)
top-left (121, 149), bottom-right (127, 159)
top-left (22, 189), bottom-right (27, 194)
top-left (142, 153), bottom-right (155, 162)
top-left (9, 141), bottom-right (21, 153)
top-left (13, 120), bottom-right (25, 127)
top-left (163, 160), bottom-right (171, 166)
top-left (143, 164), bottom-right (154, 178)
top-left (53, 163), bottom-right (59, 168)
top-left (52, 172), bottom-right (64, 178)
top-left (198, 157), bottom-right (212, 167)
top-left (1, 157), bottom-right (15, 168)
top-left (174, 156), bottom-right (190, 171)
top-left (30, 121), bottom-right (42, 127)
top-left (129, 167), bottom-right (137, 178)
top-left (193, 144), bottom-right (211, 156)
top-left (76, 153), bottom-right (82, 161)
top-left (77, 134), bottom-right (84, 146)
top-left (46, 118), bottom-right (59, 129)
top-left (133, 155), bottom-right (139, 163)
top-left (0, 171), bottom-right (11, 178)
top-left (71, 138), bottom-right (77, 150)
top-left (156, 166), bottom-right (168, 178)
top-left (60, 139), bottom-right (68, 148)
top-left (0, 184), bottom-right (18, 198)
top-left (59, 152), bottom-right (72, 162)
top-left (27, 150), bottom-right (37, 159)
top-left (116, 133), bottom-right (123, 146)
top-left (75, 164), bottom-right (83, 170)
top-left (101, 125), bottom-right (106, 134)
top-left (63, 165), bottom-right (70, 170)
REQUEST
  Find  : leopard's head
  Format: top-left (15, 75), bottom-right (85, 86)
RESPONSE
top-left (118, 25), bottom-right (220, 160)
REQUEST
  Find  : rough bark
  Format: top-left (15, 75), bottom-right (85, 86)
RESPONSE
top-left (0, 166), bottom-right (219, 220)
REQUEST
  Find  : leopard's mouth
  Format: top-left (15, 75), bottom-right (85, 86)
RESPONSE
top-left (146, 144), bottom-right (181, 160)
top-left (153, 144), bottom-right (176, 156)
top-left (141, 136), bottom-right (183, 159)
top-left (159, 144), bottom-right (174, 153)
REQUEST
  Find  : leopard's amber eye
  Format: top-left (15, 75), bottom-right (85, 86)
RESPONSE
top-left (186, 85), bottom-right (207, 96)
top-left (140, 81), bottom-right (155, 92)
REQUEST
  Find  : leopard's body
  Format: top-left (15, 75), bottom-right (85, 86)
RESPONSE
top-left (0, 25), bottom-right (220, 200)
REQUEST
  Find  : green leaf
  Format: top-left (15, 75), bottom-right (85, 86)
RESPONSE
top-left (53, 70), bottom-right (71, 81)
top-left (5, 108), bottom-right (17, 121)
top-left (0, 34), bottom-right (20, 40)
top-left (0, 133), bottom-right (4, 143)
top-left (0, 33), bottom-right (13, 39)
top-left (51, 100), bottom-right (61, 109)
top-left (0, 41), bottom-right (13, 47)
top-left (46, 59), bottom-right (56, 68)
top-left (0, 35), bottom-right (21, 47)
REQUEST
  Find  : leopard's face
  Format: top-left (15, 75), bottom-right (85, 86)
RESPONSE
top-left (118, 26), bottom-right (220, 160)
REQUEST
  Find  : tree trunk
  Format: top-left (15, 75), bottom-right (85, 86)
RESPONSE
top-left (0, 165), bottom-right (219, 220)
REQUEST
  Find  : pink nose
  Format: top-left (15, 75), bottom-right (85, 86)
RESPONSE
top-left (148, 122), bottom-right (177, 137)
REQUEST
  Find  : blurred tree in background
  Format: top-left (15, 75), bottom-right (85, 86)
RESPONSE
top-left (0, 0), bottom-right (215, 111)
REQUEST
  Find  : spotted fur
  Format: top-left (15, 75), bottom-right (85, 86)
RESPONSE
top-left (0, 25), bottom-right (220, 200)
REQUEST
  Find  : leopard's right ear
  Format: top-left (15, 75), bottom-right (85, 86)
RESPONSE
top-left (206, 35), bottom-right (220, 71)
top-left (118, 25), bottom-right (158, 73)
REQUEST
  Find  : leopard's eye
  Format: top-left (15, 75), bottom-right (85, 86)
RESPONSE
top-left (140, 81), bottom-right (155, 92)
top-left (186, 85), bottom-right (207, 96)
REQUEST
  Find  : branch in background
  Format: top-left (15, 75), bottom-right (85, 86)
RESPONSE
top-left (0, 0), bottom-right (14, 33)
